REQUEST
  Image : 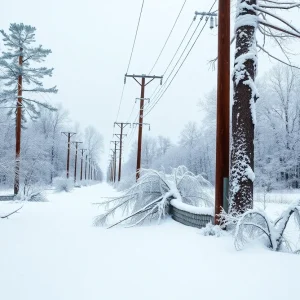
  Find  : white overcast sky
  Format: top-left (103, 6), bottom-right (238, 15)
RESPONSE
top-left (1, 0), bottom-right (300, 165)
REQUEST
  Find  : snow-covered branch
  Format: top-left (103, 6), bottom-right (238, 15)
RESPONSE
top-left (258, 19), bottom-right (300, 38)
top-left (94, 166), bottom-right (213, 228)
top-left (257, 43), bottom-right (300, 68)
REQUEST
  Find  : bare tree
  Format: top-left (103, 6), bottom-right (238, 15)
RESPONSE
top-left (84, 126), bottom-right (103, 162)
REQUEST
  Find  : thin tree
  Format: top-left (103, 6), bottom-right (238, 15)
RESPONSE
top-left (230, 0), bottom-right (300, 214)
top-left (0, 23), bottom-right (57, 195)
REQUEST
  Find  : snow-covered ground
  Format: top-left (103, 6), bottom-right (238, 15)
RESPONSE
top-left (0, 183), bottom-right (299, 300)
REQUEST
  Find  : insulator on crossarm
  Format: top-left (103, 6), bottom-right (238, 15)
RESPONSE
top-left (215, 17), bottom-right (218, 27)
top-left (210, 16), bottom-right (214, 29)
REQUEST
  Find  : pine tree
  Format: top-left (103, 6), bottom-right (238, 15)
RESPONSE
top-left (0, 23), bottom-right (57, 194)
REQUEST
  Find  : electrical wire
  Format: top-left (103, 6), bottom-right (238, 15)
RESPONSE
top-left (162, 18), bottom-right (195, 77)
top-left (145, 0), bottom-right (217, 117)
top-left (111, 0), bottom-right (146, 155)
top-left (126, 0), bottom-right (145, 73)
top-left (148, 16), bottom-right (204, 107)
top-left (123, 3), bottom-right (207, 154)
top-left (148, 0), bottom-right (187, 75)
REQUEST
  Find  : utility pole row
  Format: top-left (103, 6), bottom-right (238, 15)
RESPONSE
top-left (114, 122), bottom-right (130, 182)
top-left (61, 132), bottom-right (76, 179)
top-left (110, 141), bottom-right (119, 183)
top-left (72, 141), bottom-right (82, 183)
top-left (61, 132), bottom-right (100, 184)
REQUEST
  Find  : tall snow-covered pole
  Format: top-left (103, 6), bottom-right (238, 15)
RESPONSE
top-left (80, 149), bottom-right (87, 181)
top-left (85, 153), bottom-right (88, 180)
top-left (72, 141), bottom-right (82, 183)
top-left (14, 48), bottom-right (23, 195)
top-left (230, 0), bottom-right (258, 214)
top-left (215, 0), bottom-right (230, 224)
top-left (88, 157), bottom-right (91, 180)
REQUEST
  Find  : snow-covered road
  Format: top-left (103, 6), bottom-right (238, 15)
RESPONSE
top-left (0, 183), bottom-right (299, 300)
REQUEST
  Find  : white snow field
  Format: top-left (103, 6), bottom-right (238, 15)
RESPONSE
top-left (0, 183), bottom-right (299, 300)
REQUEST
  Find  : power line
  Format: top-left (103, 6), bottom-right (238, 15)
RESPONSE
top-left (126, 0), bottom-right (145, 74)
top-left (146, 16), bottom-right (200, 103)
top-left (148, 0), bottom-right (187, 75)
top-left (115, 83), bottom-right (126, 123)
top-left (145, 20), bottom-right (209, 117)
top-left (162, 19), bottom-right (195, 77)
top-left (145, 0), bottom-right (217, 117)
top-left (113, 0), bottom-right (145, 140)
top-left (147, 16), bottom-right (205, 109)
top-left (123, 15), bottom-right (200, 155)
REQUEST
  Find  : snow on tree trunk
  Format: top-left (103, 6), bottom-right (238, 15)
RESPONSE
top-left (230, 0), bottom-right (258, 214)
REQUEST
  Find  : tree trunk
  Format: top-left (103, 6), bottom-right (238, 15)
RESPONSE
top-left (14, 48), bottom-right (23, 195)
top-left (230, 0), bottom-right (258, 214)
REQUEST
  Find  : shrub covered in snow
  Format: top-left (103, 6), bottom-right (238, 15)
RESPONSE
top-left (23, 190), bottom-right (47, 202)
top-left (200, 222), bottom-right (223, 237)
top-left (234, 200), bottom-right (300, 253)
top-left (94, 166), bottom-right (214, 228)
top-left (53, 177), bottom-right (74, 192)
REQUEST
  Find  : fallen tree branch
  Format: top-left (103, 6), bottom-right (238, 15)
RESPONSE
top-left (0, 205), bottom-right (23, 219)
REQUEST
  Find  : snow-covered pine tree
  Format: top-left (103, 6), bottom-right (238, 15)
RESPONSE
top-left (0, 23), bottom-right (57, 194)
top-left (230, 0), bottom-right (300, 214)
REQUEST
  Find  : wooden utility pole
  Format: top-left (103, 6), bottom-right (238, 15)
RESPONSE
top-left (110, 141), bottom-right (119, 182)
top-left (125, 74), bottom-right (163, 181)
top-left (85, 153), bottom-right (88, 180)
top-left (109, 158), bottom-right (114, 182)
top-left (72, 141), bottom-right (82, 183)
top-left (14, 48), bottom-right (23, 195)
top-left (90, 161), bottom-right (93, 180)
top-left (215, 0), bottom-right (230, 224)
top-left (114, 122), bottom-right (130, 181)
top-left (62, 132), bottom-right (76, 179)
top-left (80, 149), bottom-right (87, 181)
top-left (88, 157), bottom-right (91, 180)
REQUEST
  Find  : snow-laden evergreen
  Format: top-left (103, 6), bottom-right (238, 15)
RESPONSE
top-left (0, 23), bottom-right (57, 121)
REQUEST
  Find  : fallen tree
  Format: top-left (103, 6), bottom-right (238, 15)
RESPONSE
top-left (94, 166), bottom-right (214, 228)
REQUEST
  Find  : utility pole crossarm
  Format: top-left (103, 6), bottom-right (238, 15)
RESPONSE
top-left (125, 74), bottom-right (163, 86)
top-left (114, 122), bottom-right (131, 128)
top-left (194, 11), bottom-right (218, 29)
top-left (125, 74), bottom-right (163, 79)
top-left (61, 132), bottom-right (76, 137)
top-left (195, 11), bottom-right (217, 16)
